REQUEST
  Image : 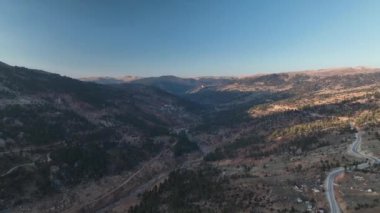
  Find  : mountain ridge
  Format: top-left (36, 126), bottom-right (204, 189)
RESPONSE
top-left (80, 66), bottom-right (380, 84)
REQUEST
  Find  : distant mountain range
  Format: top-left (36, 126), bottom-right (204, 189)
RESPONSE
top-left (80, 66), bottom-right (380, 107)
top-left (81, 66), bottom-right (380, 90)
top-left (80, 75), bottom-right (141, 84)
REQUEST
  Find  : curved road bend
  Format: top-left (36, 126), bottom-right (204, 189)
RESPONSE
top-left (349, 132), bottom-right (380, 164)
top-left (325, 129), bottom-right (380, 213)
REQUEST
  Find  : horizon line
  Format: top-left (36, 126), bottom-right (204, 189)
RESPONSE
top-left (1, 60), bottom-right (379, 80)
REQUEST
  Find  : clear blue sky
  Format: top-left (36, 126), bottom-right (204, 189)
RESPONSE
top-left (0, 0), bottom-right (379, 77)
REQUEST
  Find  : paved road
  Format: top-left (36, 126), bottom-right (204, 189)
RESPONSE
top-left (65, 151), bottom-right (167, 213)
top-left (325, 167), bottom-right (344, 213)
top-left (348, 132), bottom-right (380, 164)
top-left (0, 142), bottom-right (63, 156)
top-left (325, 129), bottom-right (379, 213)
top-left (0, 163), bottom-right (35, 177)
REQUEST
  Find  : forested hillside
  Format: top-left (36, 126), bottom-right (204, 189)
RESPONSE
top-left (2, 63), bottom-right (380, 212)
